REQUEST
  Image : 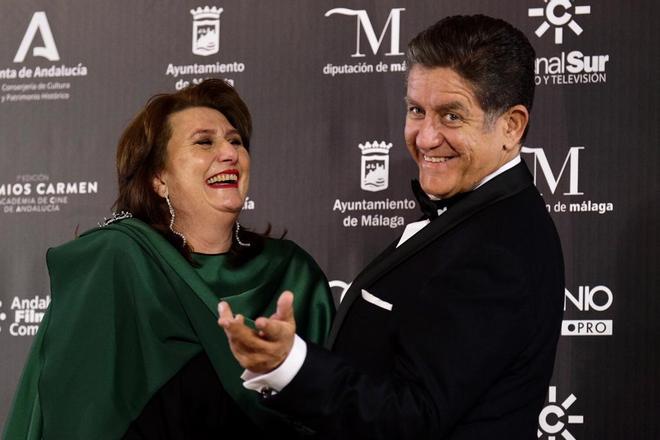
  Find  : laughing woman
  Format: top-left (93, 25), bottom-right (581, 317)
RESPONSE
top-left (4, 79), bottom-right (334, 439)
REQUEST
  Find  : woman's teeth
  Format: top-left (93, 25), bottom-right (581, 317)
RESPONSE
top-left (207, 173), bottom-right (238, 184)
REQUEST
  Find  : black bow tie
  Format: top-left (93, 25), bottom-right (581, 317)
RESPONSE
top-left (411, 179), bottom-right (466, 219)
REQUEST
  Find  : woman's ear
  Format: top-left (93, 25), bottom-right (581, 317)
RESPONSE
top-left (152, 174), bottom-right (168, 198)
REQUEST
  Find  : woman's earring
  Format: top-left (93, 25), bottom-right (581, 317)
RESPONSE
top-left (166, 195), bottom-right (187, 247)
top-left (235, 221), bottom-right (251, 247)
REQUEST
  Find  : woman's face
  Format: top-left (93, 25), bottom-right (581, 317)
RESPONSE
top-left (153, 106), bottom-right (250, 227)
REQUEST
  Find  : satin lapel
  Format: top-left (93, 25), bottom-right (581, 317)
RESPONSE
top-left (326, 162), bottom-right (534, 348)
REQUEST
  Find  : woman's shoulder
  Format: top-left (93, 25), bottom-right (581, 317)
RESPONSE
top-left (48, 223), bottom-right (146, 265)
top-left (261, 237), bottom-right (306, 258)
top-left (261, 236), bottom-right (295, 252)
top-left (261, 237), bottom-right (324, 272)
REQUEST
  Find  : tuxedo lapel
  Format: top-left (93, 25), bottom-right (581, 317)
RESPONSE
top-left (326, 162), bottom-right (534, 348)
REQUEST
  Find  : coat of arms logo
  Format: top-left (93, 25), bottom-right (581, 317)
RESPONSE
top-left (191, 6), bottom-right (223, 56)
top-left (359, 141), bottom-right (392, 192)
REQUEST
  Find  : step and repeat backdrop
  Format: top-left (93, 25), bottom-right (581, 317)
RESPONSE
top-left (1, 0), bottom-right (658, 438)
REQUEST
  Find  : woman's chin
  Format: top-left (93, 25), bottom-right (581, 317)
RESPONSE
top-left (214, 201), bottom-right (245, 215)
top-left (204, 194), bottom-right (246, 215)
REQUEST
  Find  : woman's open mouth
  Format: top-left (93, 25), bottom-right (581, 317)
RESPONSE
top-left (206, 169), bottom-right (239, 188)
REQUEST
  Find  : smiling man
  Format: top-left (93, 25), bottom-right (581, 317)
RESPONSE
top-left (219, 15), bottom-right (565, 439)
top-left (405, 65), bottom-right (527, 199)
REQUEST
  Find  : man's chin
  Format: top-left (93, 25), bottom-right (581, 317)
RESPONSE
top-left (419, 178), bottom-right (453, 199)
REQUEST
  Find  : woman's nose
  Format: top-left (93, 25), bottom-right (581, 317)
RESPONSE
top-left (216, 140), bottom-right (238, 163)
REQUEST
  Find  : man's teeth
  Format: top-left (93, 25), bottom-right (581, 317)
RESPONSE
top-left (424, 155), bottom-right (452, 163)
top-left (207, 174), bottom-right (238, 184)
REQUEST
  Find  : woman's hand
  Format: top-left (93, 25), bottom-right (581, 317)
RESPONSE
top-left (218, 291), bottom-right (296, 373)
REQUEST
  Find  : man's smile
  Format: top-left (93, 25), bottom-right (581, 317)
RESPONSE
top-left (423, 154), bottom-right (456, 163)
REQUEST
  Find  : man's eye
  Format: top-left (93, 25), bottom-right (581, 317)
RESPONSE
top-left (407, 106), bottom-right (423, 116)
top-left (444, 113), bottom-right (461, 122)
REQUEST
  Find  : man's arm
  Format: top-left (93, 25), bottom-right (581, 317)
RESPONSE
top-left (220, 247), bottom-right (535, 439)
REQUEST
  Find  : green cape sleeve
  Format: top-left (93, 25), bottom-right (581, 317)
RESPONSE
top-left (3, 220), bottom-right (334, 439)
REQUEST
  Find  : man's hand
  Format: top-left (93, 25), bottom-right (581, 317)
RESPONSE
top-left (218, 291), bottom-right (296, 373)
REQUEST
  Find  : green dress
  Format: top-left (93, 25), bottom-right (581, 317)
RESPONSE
top-left (3, 218), bottom-right (334, 439)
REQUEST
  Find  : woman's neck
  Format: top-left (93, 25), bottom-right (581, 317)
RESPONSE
top-left (175, 214), bottom-right (236, 254)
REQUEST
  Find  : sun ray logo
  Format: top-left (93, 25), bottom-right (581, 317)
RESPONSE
top-left (359, 141), bottom-right (392, 192)
top-left (191, 6), bottom-right (223, 56)
top-left (538, 386), bottom-right (584, 439)
top-left (528, 0), bottom-right (591, 44)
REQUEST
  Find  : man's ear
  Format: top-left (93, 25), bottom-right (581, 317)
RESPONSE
top-left (501, 104), bottom-right (529, 150)
top-left (152, 174), bottom-right (168, 198)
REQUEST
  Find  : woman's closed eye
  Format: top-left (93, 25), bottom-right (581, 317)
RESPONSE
top-left (228, 137), bottom-right (243, 147)
top-left (195, 138), bottom-right (213, 146)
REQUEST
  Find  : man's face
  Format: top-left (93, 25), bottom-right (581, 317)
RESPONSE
top-left (405, 65), bottom-right (514, 199)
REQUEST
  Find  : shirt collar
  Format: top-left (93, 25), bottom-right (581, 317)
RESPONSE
top-left (426, 155), bottom-right (521, 200)
top-left (474, 155), bottom-right (521, 190)
top-left (398, 155), bottom-right (522, 248)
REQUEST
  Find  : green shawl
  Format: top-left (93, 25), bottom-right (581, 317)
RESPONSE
top-left (3, 219), bottom-right (334, 439)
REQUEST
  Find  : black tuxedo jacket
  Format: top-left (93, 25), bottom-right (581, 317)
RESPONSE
top-left (266, 162), bottom-right (564, 439)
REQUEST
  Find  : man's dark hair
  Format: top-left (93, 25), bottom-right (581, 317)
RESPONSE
top-left (406, 14), bottom-right (536, 139)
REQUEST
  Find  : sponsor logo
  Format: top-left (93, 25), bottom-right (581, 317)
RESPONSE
top-left (322, 8), bottom-right (406, 77)
top-left (527, 1), bottom-right (609, 86)
top-left (191, 6), bottom-right (223, 56)
top-left (1, 295), bottom-right (50, 336)
top-left (13, 11), bottom-right (60, 62)
top-left (538, 386), bottom-right (584, 439)
top-left (0, 174), bottom-right (99, 214)
top-left (522, 146), bottom-right (615, 215)
top-left (534, 51), bottom-right (608, 85)
top-left (359, 141), bottom-right (392, 192)
top-left (325, 8), bottom-right (405, 57)
top-left (1, 11), bottom-right (88, 104)
top-left (164, 6), bottom-right (245, 89)
top-left (528, 0), bottom-right (591, 45)
top-left (562, 284), bottom-right (614, 336)
top-left (332, 139), bottom-right (416, 229)
top-left (523, 146), bottom-right (583, 196)
top-left (561, 319), bottom-right (612, 336)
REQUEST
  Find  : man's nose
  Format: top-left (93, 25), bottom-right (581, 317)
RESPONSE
top-left (416, 117), bottom-right (443, 150)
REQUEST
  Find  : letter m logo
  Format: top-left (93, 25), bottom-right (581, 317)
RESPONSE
top-left (522, 146), bottom-right (584, 195)
top-left (325, 8), bottom-right (405, 58)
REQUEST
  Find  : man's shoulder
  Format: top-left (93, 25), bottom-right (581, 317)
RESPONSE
top-left (473, 184), bottom-right (549, 227)
top-left (438, 185), bottom-right (559, 261)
